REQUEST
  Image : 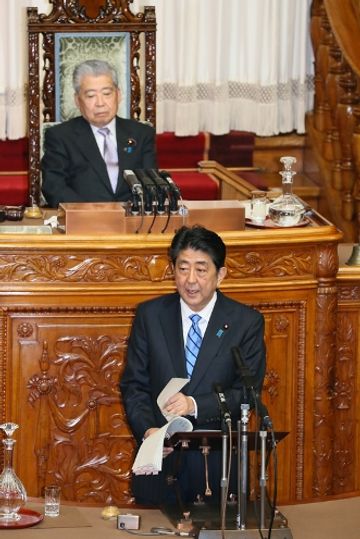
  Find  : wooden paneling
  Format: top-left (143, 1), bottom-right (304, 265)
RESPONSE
top-left (9, 311), bottom-right (135, 504)
top-left (335, 244), bottom-right (360, 496)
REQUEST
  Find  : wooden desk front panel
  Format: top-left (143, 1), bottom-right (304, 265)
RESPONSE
top-left (0, 225), bottom-right (342, 505)
top-left (335, 247), bottom-right (360, 497)
top-left (5, 309), bottom-right (136, 505)
top-left (334, 302), bottom-right (360, 495)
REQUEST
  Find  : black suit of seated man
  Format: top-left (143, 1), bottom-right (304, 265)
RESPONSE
top-left (41, 59), bottom-right (157, 208)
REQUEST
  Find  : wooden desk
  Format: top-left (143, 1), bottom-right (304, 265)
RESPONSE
top-left (2, 503), bottom-right (170, 539)
top-left (0, 210), bottom-right (344, 505)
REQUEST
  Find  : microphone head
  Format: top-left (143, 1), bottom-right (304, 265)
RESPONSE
top-left (123, 169), bottom-right (143, 195)
top-left (232, 346), bottom-right (259, 391)
top-left (159, 170), bottom-right (181, 191)
top-left (159, 170), bottom-right (181, 212)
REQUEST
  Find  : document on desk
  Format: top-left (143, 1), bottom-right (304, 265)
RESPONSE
top-left (132, 378), bottom-right (193, 475)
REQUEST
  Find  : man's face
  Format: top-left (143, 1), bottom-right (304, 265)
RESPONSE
top-left (74, 74), bottom-right (121, 127)
top-left (174, 248), bottom-right (227, 312)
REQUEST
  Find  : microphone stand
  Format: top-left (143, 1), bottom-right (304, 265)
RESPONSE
top-left (213, 384), bottom-right (232, 528)
top-left (259, 429), bottom-right (267, 530)
top-left (237, 402), bottom-right (250, 531)
top-left (220, 417), bottom-right (229, 527)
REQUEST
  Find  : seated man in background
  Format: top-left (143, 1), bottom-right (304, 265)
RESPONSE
top-left (41, 59), bottom-right (157, 208)
top-left (120, 225), bottom-right (266, 506)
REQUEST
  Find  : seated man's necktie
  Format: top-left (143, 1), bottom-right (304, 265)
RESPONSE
top-left (185, 314), bottom-right (203, 378)
top-left (98, 127), bottom-right (119, 192)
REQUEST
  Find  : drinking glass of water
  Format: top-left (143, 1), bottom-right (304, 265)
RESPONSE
top-left (250, 191), bottom-right (267, 223)
top-left (44, 485), bottom-right (61, 517)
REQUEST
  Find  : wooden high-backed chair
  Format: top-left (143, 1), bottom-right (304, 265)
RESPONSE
top-left (27, 0), bottom-right (156, 205)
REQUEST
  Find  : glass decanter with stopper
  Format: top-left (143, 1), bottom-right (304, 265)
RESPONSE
top-left (268, 156), bottom-right (306, 226)
top-left (0, 422), bottom-right (27, 521)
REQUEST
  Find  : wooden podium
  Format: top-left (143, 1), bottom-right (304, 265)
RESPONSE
top-left (57, 201), bottom-right (246, 234)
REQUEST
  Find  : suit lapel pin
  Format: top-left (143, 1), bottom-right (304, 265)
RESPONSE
top-left (124, 138), bottom-right (137, 154)
top-left (216, 324), bottom-right (229, 338)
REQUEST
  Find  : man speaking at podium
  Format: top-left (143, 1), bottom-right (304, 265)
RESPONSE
top-left (120, 225), bottom-right (266, 506)
top-left (41, 59), bottom-right (157, 208)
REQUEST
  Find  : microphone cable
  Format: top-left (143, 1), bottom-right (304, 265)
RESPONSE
top-left (266, 426), bottom-right (278, 539)
top-left (251, 391), bottom-right (262, 536)
top-left (256, 392), bottom-right (278, 539)
top-left (118, 526), bottom-right (194, 537)
top-left (134, 169), bottom-right (157, 233)
top-left (147, 169), bottom-right (172, 234)
top-left (135, 191), bottom-right (145, 234)
top-left (250, 389), bottom-right (266, 539)
top-left (161, 199), bottom-right (172, 234)
top-left (147, 201), bottom-right (157, 234)
top-left (118, 529), bottom-right (161, 536)
top-left (143, 172), bottom-right (157, 234)
top-left (249, 386), bottom-right (278, 539)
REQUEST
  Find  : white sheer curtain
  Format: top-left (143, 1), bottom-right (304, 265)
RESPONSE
top-left (0, 0), bottom-right (49, 140)
top-left (136, 0), bottom-right (314, 135)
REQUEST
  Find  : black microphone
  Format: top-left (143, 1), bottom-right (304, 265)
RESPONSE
top-left (123, 170), bottom-right (142, 214)
top-left (123, 169), bottom-right (143, 195)
top-left (232, 347), bottom-right (272, 429)
top-left (134, 169), bottom-right (157, 214)
top-left (146, 169), bottom-right (169, 214)
top-left (232, 346), bottom-right (257, 388)
top-left (159, 170), bottom-right (181, 213)
top-left (213, 383), bottom-right (232, 425)
top-left (259, 406), bottom-right (272, 429)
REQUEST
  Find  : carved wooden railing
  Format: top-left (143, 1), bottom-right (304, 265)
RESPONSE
top-left (308, 0), bottom-right (360, 243)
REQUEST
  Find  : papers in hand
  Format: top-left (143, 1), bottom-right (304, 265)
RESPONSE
top-left (157, 377), bottom-right (189, 421)
top-left (132, 378), bottom-right (192, 476)
top-left (132, 416), bottom-right (193, 475)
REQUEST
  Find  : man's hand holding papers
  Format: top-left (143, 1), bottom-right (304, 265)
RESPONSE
top-left (132, 378), bottom-right (193, 475)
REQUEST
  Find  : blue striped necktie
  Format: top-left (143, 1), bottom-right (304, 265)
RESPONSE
top-left (185, 314), bottom-right (202, 378)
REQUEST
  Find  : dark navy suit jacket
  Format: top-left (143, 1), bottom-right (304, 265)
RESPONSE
top-left (41, 115), bottom-right (157, 207)
top-left (120, 291), bottom-right (266, 504)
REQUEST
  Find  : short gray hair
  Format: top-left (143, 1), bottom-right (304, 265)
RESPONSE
top-left (72, 59), bottom-right (119, 94)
